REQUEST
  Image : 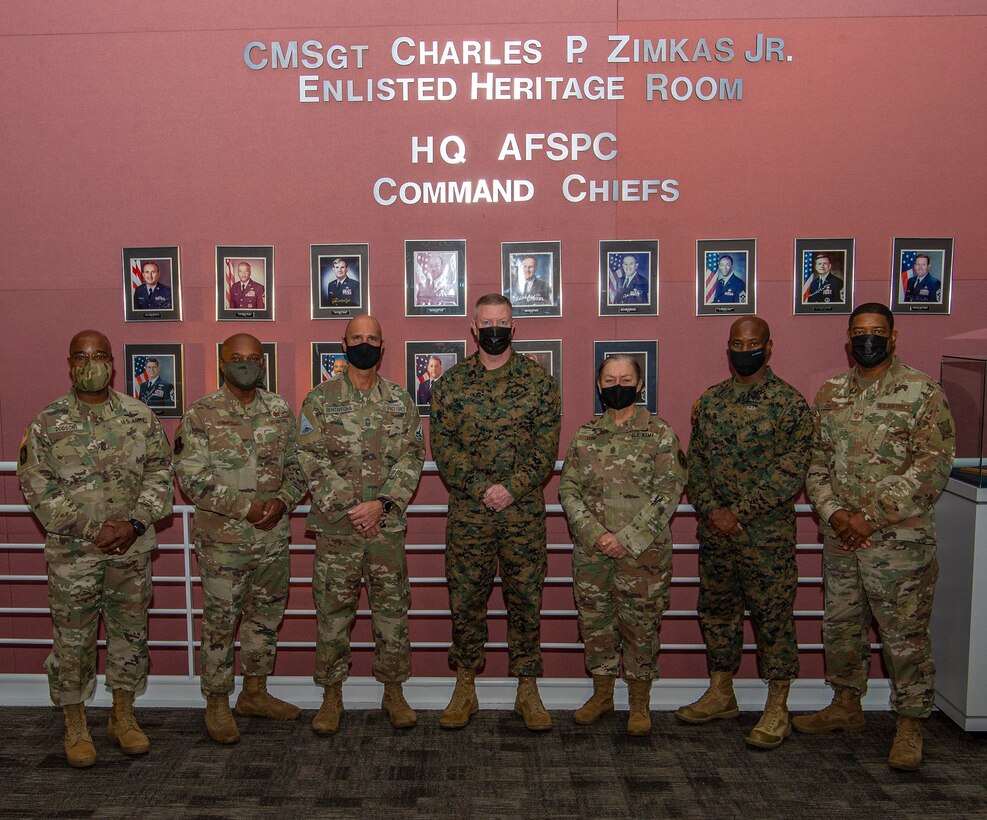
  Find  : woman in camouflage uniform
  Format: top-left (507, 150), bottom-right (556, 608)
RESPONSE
top-left (559, 355), bottom-right (687, 735)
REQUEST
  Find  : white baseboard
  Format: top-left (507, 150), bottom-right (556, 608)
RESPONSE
top-left (0, 673), bottom-right (893, 711)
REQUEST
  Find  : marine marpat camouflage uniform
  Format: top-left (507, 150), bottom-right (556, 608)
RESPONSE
top-left (806, 357), bottom-right (954, 717)
top-left (173, 385), bottom-right (305, 697)
top-left (559, 407), bottom-right (687, 681)
top-left (18, 389), bottom-right (173, 706)
top-left (688, 367), bottom-right (812, 681)
top-left (297, 371), bottom-right (424, 687)
top-left (430, 351), bottom-right (561, 677)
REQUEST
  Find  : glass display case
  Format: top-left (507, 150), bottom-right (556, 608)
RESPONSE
top-left (941, 355), bottom-right (987, 488)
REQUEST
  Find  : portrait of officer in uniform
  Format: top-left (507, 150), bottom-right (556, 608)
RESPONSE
top-left (132, 261), bottom-right (173, 311)
top-left (322, 257), bottom-right (361, 308)
top-left (227, 260), bottom-right (267, 310)
top-left (416, 355), bottom-right (443, 406)
top-left (137, 357), bottom-right (175, 408)
top-left (18, 329), bottom-right (173, 767)
top-left (804, 253), bottom-right (844, 304)
top-left (609, 254), bottom-right (650, 305)
top-left (510, 254), bottom-right (551, 305)
top-left (902, 253), bottom-right (942, 303)
top-left (709, 254), bottom-right (747, 304)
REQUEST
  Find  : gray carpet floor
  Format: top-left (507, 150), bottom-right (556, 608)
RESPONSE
top-left (0, 707), bottom-right (985, 818)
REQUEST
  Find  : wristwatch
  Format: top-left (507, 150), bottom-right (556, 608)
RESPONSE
top-left (129, 519), bottom-right (147, 536)
top-left (376, 497), bottom-right (395, 515)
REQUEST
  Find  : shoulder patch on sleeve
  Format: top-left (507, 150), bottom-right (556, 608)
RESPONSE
top-left (300, 413), bottom-right (315, 436)
top-left (173, 435), bottom-right (183, 455)
top-left (416, 422), bottom-right (423, 442)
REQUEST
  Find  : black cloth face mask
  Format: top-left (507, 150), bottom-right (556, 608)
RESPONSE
top-left (599, 384), bottom-right (639, 410)
top-left (850, 334), bottom-right (890, 368)
top-left (345, 342), bottom-right (382, 370)
top-left (477, 326), bottom-right (512, 355)
top-left (729, 347), bottom-right (766, 377)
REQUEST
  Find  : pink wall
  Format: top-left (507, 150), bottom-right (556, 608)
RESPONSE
top-left (2, 2), bottom-right (984, 681)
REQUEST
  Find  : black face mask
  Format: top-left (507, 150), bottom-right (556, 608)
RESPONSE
top-left (599, 384), bottom-right (639, 410)
top-left (477, 326), bottom-right (512, 355)
top-left (729, 347), bottom-right (766, 378)
top-left (850, 334), bottom-right (890, 368)
top-left (345, 342), bottom-right (382, 370)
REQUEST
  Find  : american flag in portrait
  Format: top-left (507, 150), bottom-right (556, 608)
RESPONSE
top-left (608, 254), bottom-right (623, 299)
top-left (900, 250), bottom-right (919, 295)
top-left (704, 252), bottom-right (721, 303)
top-left (801, 251), bottom-right (815, 302)
top-left (130, 259), bottom-right (143, 291)
top-left (132, 355), bottom-right (151, 397)
top-left (415, 355), bottom-right (430, 385)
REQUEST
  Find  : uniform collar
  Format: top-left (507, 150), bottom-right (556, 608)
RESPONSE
top-left (596, 405), bottom-right (649, 432)
top-left (67, 388), bottom-right (124, 420)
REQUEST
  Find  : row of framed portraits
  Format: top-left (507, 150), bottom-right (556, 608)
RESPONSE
top-left (121, 340), bottom-right (657, 419)
top-left (122, 236), bottom-right (956, 323)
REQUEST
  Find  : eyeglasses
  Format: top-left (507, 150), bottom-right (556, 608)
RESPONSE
top-left (69, 352), bottom-right (112, 363)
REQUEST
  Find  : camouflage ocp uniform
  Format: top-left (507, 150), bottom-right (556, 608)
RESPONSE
top-left (297, 371), bottom-right (424, 687)
top-left (806, 357), bottom-right (954, 717)
top-left (688, 367), bottom-right (812, 681)
top-left (559, 407), bottom-right (687, 681)
top-left (17, 389), bottom-right (173, 706)
top-left (173, 385), bottom-right (305, 697)
top-left (430, 351), bottom-right (561, 677)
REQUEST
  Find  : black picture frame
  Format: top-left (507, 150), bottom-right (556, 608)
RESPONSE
top-left (598, 240), bottom-right (659, 316)
top-left (405, 240), bottom-right (466, 317)
top-left (311, 243), bottom-right (369, 320)
top-left (311, 342), bottom-right (346, 388)
top-left (123, 343), bottom-right (184, 418)
top-left (696, 239), bottom-right (756, 317)
top-left (215, 342), bottom-right (277, 393)
top-left (501, 241), bottom-right (562, 318)
top-left (593, 341), bottom-right (658, 415)
top-left (405, 341), bottom-right (467, 417)
top-left (794, 238), bottom-right (855, 315)
top-left (122, 246), bottom-right (182, 322)
top-left (512, 340), bottom-right (563, 411)
top-left (216, 245), bottom-right (275, 321)
top-left (890, 237), bottom-right (954, 315)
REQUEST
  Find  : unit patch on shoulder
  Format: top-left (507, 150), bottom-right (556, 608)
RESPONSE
top-left (415, 423), bottom-right (423, 442)
top-left (299, 414), bottom-right (315, 436)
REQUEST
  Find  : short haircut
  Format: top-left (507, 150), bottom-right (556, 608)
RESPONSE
top-left (915, 253), bottom-right (932, 265)
top-left (238, 261), bottom-right (252, 272)
top-left (475, 293), bottom-right (512, 311)
top-left (142, 261), bottom-right (159, 270)
top-left (849, 302), bottom-right (894, 331)
top-left (333, 258), bottom-right (348, 266)
top-left (813, 253), bottom-right (831, 264)
top-left (520, 255), bottom-right (538, 265)
top-left (146, 357), bottom-right (159, 366)
top-left (718, 254), bottom-right (733, 264)
top-left (597, 353), bottom-right (643, 385)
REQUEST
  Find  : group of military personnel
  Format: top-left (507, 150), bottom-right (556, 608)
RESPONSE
top-left (18, 296), bottom-right (953, 775)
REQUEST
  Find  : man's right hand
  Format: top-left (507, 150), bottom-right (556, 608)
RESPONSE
top-left (245, 499), bottom-right (268, 524)
top-left (707, 508), bottom-right (742, 537)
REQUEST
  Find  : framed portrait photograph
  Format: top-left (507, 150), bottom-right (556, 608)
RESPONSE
top-left (598, 240), bottom-right (658, 317)
top-left (501, 241), bottom-right (562, 317)
top-left (216, 342), bottom-right (277, 393)
top-left (216, 245), bottom-right (274, 321)
top-left (793, 238), bottom-right (855, 316)
top-left (405, 341), bottom-right (467, 417)
top-left (405, 240), bottom-right (466, 317)
top-left (512, 340), bottom-right (563, 407)
top-left (696, 239), bottom-right (756, 317)
top-left (123, 344), bottom-right (184, 419)
top-left (311, 342), bottom-right (347, 388)
top-left (891, 237), bottom-right (953, 314)
top-left (593, 341), bottom-right (658, 415)
top-left (311, 243), bottom-right (369, 320)
top-left (122, 246), bottom-right (182, 322)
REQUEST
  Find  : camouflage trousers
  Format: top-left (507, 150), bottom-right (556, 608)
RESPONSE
top-left (312, 529), bottom-right (411, 686)
top-left (446, 515), bottom-right (547, 677)
top-left (697, 539), bottom-right (799, 680)
top-left (572, 541), bottom-right (672, 681)
top-left (45, 551), bottom-right (152, 706)
top-left (195, 538), bottom-right (290, 697)
top-left (823, 539), bottom-right (938, 718)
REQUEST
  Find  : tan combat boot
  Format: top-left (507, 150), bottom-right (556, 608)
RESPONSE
top-left (791, 685), bottom-right (866, 734)
top-left (204, 695), bottom-right (240, 744)
top-left (107, 689), bottom-right (150, 755)
top-left (382, 682), bottom-right (417, 729)
top-left (514, 676), bottom-right (552, 732)
top-left (439, 668), bottom-right (479, 730)
top-left (312, 682), bottom-right (344, 735)
top-left (745, 680), bottom-right (792, 749)
top-left (626, 680), bottom-right (653, 736)
top-left (62, 703), bottom-right (97, 768)
top-left (888, 716), bottom-right (923, 771)
top-left (234, 675), bottom-right (301, 721)
top-left (573, 675), bottom-right (615, 726)
top-left (674, 671), bottom-right (740, 724)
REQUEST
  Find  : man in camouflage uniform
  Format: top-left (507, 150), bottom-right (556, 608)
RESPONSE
top-left (18, 329), bottom-right (173, 767)
top-left (431, 294), bottom-right (561, 731)
top-left (559, 354), bottom-right (687, 735)
top-left (297, 315), bottom-right (424, 734)
top-left (794, 303), bottom-right (954, 771)
top-left (174, 333), bottom-right (306, 744)
top-left (676, 316), bottom-right (812, 750)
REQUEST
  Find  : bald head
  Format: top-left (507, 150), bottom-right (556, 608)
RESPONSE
top-left (220, 333), bottom-right (262, 362)
top-left (729, 316), bottom-right (770, 346)
top-left (343, 314), bottom-right (382, 346)
top-left (69, 330), bottom-right (111, 357)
